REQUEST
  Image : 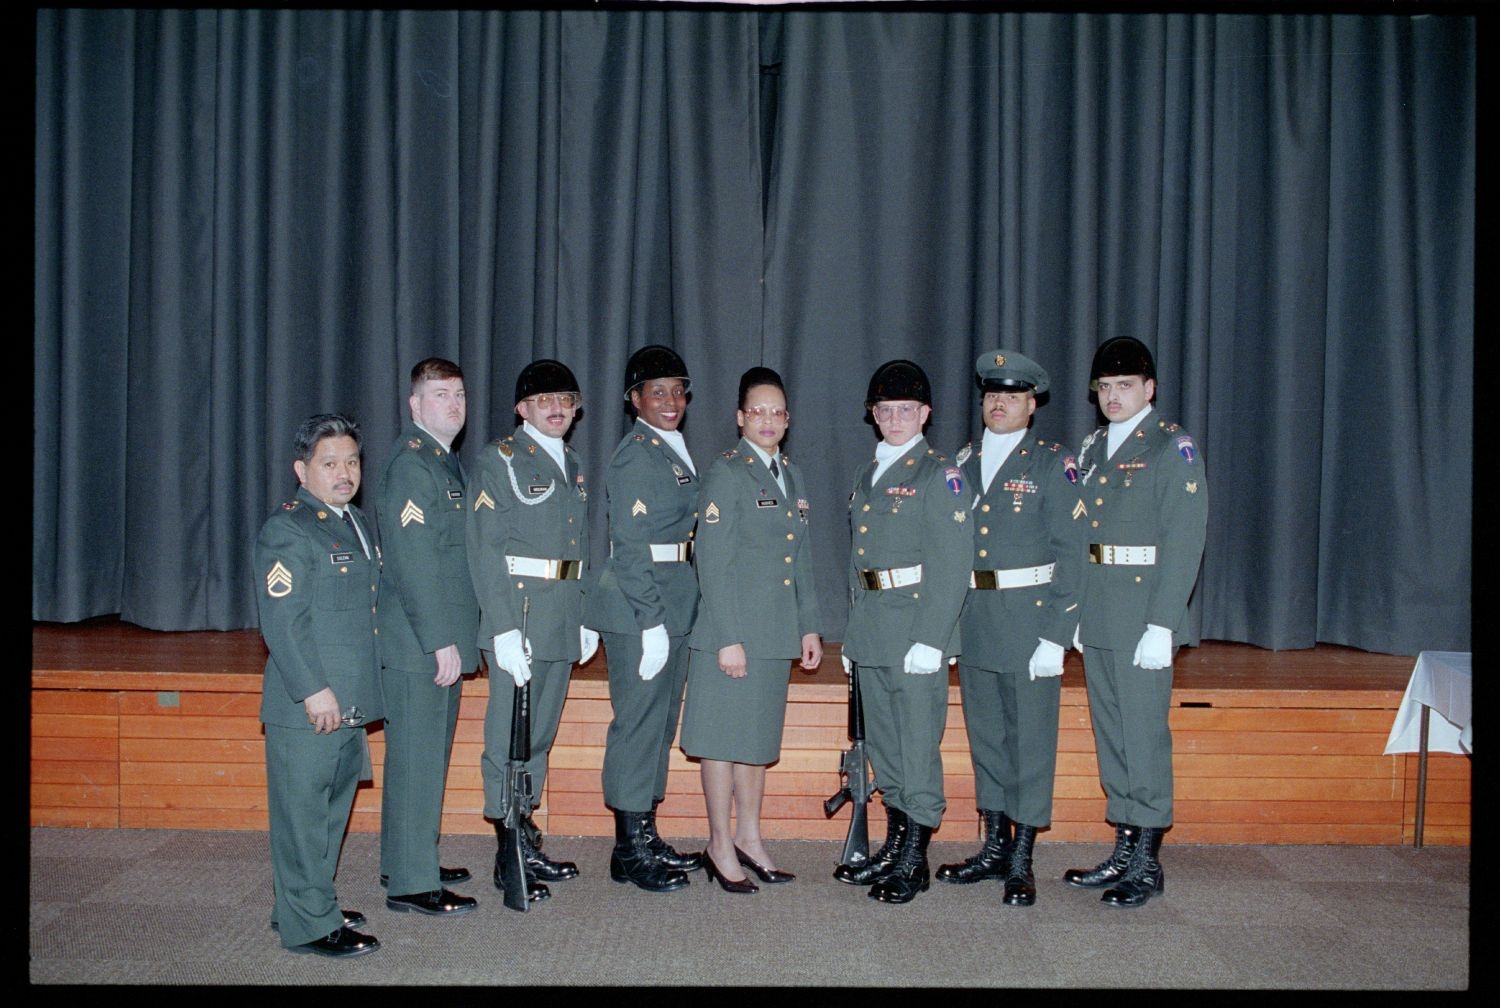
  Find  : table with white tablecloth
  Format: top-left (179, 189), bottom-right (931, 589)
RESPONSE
top-left (1383, 651), bottom-right (1471, 848)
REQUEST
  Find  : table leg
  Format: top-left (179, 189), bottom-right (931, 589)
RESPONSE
top-left (1414, 703), bottom-right (1429, 850)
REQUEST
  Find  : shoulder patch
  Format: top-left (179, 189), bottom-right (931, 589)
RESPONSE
top-left (1063, 456), bottom-right (1080, 484)
top-left (944, 467), bottom-right (964, 496)
top-left (1176, 435), bottom-right (1197, 464)
top-left (266, 561), bottom-right (293, 598)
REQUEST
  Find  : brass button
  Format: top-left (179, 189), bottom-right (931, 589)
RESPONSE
top-left (786, 510), bottom-right (793, 518)
top-left (784, 556), bottom-right (792, 563)
top-left (862, 504), bottom-right (871, 512)
top-left (340, 566), bottom-right (348, 574)
top-left (912, 592), bottom-right (919, 599)
top-left (1036, 599), bottom-right (1044, 607)
top-left (978, 549), bottom-right (988, 558)
top-left (859, 525), bottom-right (868, 534)
top-left (858, 548), bottom-right (865, 556)
top-left (1135, 576), bottom-right (1143, 583)
top-left (1098, 476), bottom-right (1108, 485)
top-left (783, 578), bottom-right (791, 586)
top-left (373, 628), bottom-right (379, 635)
top-left (786, 533), bottom-right (795, 540)
top-left (516, 581), bottom-right (525, 589)
top-left (979, 526), bottom-right (988, 535)
top-left (1092, 520), bottom-right (1100, 528)
top-left (1095, 498), bottom-right (1104, 506)
top-left (570, 539), bottom-right (577, 546)
top-left (981, 504), bottom-right (991, 512)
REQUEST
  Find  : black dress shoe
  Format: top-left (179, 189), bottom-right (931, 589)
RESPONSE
top-left (379, 866), bottom-right (471, 889)
top-left (385, 888), bottom-right (479, 916)
top-left (290, 926), bottom-right (380, 958)
top-left (735, 846), bottom-right (795, 884)
top-left (705, 852), bottom-right (759, 894)
top-left (273, 909), bottom-right (365, 932)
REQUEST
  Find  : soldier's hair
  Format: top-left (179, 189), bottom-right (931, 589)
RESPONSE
top-left (293, 413), bottom-right (362, 462)
top-left (411, 357), bottom-right (464, 391)
top-left (738, 366), bottom-right (785, 409)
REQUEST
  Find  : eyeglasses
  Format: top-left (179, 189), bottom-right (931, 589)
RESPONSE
top-left (741, 405), bottom-right (788, 421)
top-left (871, 403), bottom-right (921, 420)
top-left (529, 393), bottom-right (580, 409)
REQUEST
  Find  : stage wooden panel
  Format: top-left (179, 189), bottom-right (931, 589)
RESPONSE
top-left (31, 620), bottom-right (1469, 845)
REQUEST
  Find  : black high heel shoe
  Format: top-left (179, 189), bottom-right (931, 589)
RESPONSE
top-left (735, 846), bottom-right (796, 884)
top-left (705, 852), bottom-right (759, 894)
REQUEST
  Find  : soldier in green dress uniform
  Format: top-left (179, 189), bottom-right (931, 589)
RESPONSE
top-left (937, 349), bottom-right (1085, 907)
top-left (680, 367), bottom-right (823, 893)
top-left (256, 413), bottom-right (384, 957)
top-left (583, 345), bottom-right (706, 892)
top-left (373, 358), bottom-right (478, 917)
top-left (467, 359), bottom-right (595, 907)
top-left (1063, 336), bottom-right (1208, 908)
top-left (834, 360), bottom-right (972, 904)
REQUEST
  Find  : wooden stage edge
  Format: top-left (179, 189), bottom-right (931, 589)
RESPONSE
top-left (32, 618), bottom-right (1469, 846)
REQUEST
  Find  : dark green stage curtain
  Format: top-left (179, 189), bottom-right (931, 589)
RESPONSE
top-left (34, 9), bottom-right (1471, 656)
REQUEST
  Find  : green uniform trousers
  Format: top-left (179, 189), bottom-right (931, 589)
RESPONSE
top-left (266, 723), bottom-right (366, 948)
top-left (481, 655), bottom-right (573, 819)
top-left (601, 630), bottom-right (689, 812)
top-left (1082, 644), bottom-right (1174, 827)
top-left (377, 668), bottom-right (463, 896)
top-left (956, 662), bottom-right (1062, 827)
top-left (858, 662), bottom-right (949, 828)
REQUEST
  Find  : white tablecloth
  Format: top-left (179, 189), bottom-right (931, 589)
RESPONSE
top-left (1384, 651), bottom-right (1472, 755)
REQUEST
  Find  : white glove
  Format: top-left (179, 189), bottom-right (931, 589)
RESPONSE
top-left (1028, 638), bottom-right (1065, 681)
top-left (1132, 624), bottom-right (1173, 670)
top-left (1073, 624), bottom-right (1083, 653)
top-left (579, 626), bottom-right (600, 665)
top-left (902, 642), bottom-right (943, 676)
top-left (639, 624), bottom-right (669, 681)
top-left (840, 654), bottom-right (853, 677)
top-left (492, 630), bottom-right (531, 687)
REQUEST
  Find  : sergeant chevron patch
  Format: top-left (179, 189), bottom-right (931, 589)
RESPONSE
top-left (266, 562), bottom-right (293, 598)
top-left (400, 501), bottom-right (425, 526)
top-left (473, 490), bottom-right (496, 511)
top-left (704, 502), bottom-right (720, 524)
top-left (631, 499), bottom-right (648, 517)
top-left (1072, 500), bottom-right (1088, 520)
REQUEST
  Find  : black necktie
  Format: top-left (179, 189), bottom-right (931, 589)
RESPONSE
top-left (342, 510), bottom-right (367, 558)
top-left (769, 458), bottom-right (780, 479)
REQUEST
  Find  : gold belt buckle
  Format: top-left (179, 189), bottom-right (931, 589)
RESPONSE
top-left (859, 570), bottom-right (881, 590)
top-left (1088, 544), bottom-right (1107, 564)
top-left (557, 559), bottom-right (580, 580)
top-left (971, 570), bottom-right (998, 590)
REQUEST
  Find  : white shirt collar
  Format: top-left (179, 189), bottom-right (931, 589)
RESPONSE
top-left (640, 419), bottom-right (695, 473)
top-left (523, 421), bottom-right (567, 472)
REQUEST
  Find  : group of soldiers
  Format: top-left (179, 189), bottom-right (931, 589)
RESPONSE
top-left (254, 336), bottom-right (1206, 957)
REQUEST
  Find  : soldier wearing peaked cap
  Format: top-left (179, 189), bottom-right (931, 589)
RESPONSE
top-left (583, 345), bottom-right (706, 892)
top-left (256, 413), bottom-right (384, 958)
top-left (1063, 336), bottom-right (1207, 908)
top-left (373, 358), bottom-right (479, 917)
top-left (937, 349), bottom-right (1086, 908)
top-left (468, 358), bottom-right (592, 907)
top-left (834, 360), bottom-right (973, 905)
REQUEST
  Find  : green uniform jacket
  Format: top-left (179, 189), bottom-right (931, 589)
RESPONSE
top-left (466, 427), bottom-right (590, 662)
top-left (373, 423), bottom-right (480, 676)
top-left (956, 432), bottom-right (1087, 667)
top-left (843, 438), bottom-right (972, 665)
top-left (687, 439), bottom-right (819, 659)
top-left (583, 420), bottom-right (700, 636)
top-left (1076, 414), bottom-right (1208, 647)
top-left (255, 487), bottom-right (384, 729)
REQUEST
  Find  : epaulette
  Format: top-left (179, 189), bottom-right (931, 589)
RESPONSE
top-left (281, 499), bottom-right (300, 511)
top-left (493, 437), bottom-right (514, 459)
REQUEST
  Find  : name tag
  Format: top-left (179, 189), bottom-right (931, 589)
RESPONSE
top-left (330, 552), bottom-right (355, 564)
top-left (676, 474), bottom-right (691, 485)
top-left (756, 498), bottom-right (778, 508)
top-left (529, 484), bottom-right (550, 494)
top-left (446, 489), bottom-right (464, 500)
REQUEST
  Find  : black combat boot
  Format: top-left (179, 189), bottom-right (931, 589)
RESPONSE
top-left (609, 810), bottom-right (690, 893)
top-left (834, 803), bottom-right (909, 885)
top-left (935, 809), bottom-right (1012, 884)
top-left (1101, 826), bottom-right (1165, 908)
top-left (520, 819), bottom-right (578, 881)
top-left (641, 804), bottom-right (705, 871)
top-left (1063, 823), bottom-right (1140, 888)
top-left (492, 822), bottom-right (551, 903)
top-left (1002, 822), bottom-right (1038, 906)
top-left (868, 820), bottom-right (933, 904)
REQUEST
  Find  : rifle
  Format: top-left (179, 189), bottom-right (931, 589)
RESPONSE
top-left (498, 598), bottom-right (535, 912)
top-left (823, 661), bottom-right (872, 867)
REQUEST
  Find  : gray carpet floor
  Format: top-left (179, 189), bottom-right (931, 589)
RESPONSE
top-left (28, 828), bottom-right (1470, 988)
